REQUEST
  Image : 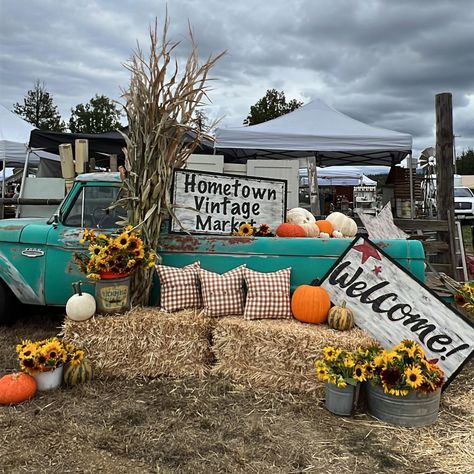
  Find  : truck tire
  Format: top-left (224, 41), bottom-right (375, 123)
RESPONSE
top-left (0, 281), bottom-right (14, 325)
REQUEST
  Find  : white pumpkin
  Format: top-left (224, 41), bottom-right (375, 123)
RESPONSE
top-left (326, 212), bottom-right (347, 232)
top-left (300, 223), bottom-right (320, 237)
top-left (286, 207), bottom-right (316, 225)
top-left (66, 282), bottom-right (96, 322)
top-left (332, 230), bottom-right (343, 238)
top-left (319, 232), bottom-right (330, 239)
top-left (340, 217), bottom-right (358, 237)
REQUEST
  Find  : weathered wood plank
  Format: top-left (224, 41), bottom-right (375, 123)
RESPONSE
top-left (393, 218), bottom-right (448, 232)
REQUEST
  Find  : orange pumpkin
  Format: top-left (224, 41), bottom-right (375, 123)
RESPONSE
top-left (291, 284), bottom-right (331, 324)
top-left (0, 372), bottom-right (37, 405)
top-left (315, 220), bottom-right (334, 235)
top-left (276, 223), bottom-right (306, 237)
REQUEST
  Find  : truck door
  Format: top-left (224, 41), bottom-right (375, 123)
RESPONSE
top-left (44, 183), bottom-right (124, 305)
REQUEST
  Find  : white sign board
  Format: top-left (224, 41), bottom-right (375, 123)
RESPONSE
top-left (320, 236), bottom-right (474, 386)
top-left (171, 170), bottom-right (287, 235)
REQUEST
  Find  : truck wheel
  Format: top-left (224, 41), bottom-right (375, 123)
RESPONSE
top-left (0, 281), bottom-right (15, 325)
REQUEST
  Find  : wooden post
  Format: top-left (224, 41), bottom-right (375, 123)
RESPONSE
top-left (110, 154), bottom-right (118, 172)
top-left (75, 139), bottom-right (88, 174)
top-left (307, 154), bottom-right (320, 216)
top-left (435, 93), bottom-right (457, 277)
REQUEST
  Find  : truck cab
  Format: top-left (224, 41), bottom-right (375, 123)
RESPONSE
top-left (454, 186), bottom-right (474, 221)
top-left (0, 172), bottom-right (124, 323)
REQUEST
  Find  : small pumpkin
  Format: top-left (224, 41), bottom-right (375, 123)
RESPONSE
top-left (332, 230), bottom-right (343, 238)
top-left (315, 220), bottom-right (334, 235)
top-left (319, 232), bottom-right (330, 239)
top-left (291, 283), bottom-right (331, 324)
top-left (340, 217), bottom-right (358, 237)
top-left (276, 223), bottom-right (306, 237)
top-left (286, 207), bottom-right (316, 225)
top-left (0, 372), bottom-right (37, 405)
top-left (300, 222), bottom-right (320, 237)
top-left (327, 301), bottom-right (355, 331)
top-left (64, 359), bottom-right (93, 387)
top-left (66, 282), bottom-right (96, 322)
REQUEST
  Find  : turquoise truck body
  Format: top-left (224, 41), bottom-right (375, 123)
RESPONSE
top-left (0, 172), bottom-right (426, 321)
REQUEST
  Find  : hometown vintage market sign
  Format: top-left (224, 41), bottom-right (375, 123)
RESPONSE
top-left (320, 236), bottom-right (474, 385)
top-left (171, 170), bottom-right (287, 235)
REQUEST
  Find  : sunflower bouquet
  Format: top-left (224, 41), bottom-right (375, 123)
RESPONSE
top-left (454, 282), bottom-right (474, 316)
top-left (74, 226), bottom-right (156, 280)
top-left (235, 223), bottom-right (275, 237)
top-left (16, 337), bottom-right (84, 373)
top-left (361, 339), bottom-right (445, 396)
top-left (315, 346), bottom-right (375, 389)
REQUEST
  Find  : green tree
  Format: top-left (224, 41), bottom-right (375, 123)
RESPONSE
top-left (243, 89), bottom-right (303, 125)
top-left (13, 80), bottom-right (65, 131)
top-left (69, 94), bottom-right (123, 133)
top-left (192, 109), bottom-right (210, 133)
top-left (456, 148), bottom-right (474, 175)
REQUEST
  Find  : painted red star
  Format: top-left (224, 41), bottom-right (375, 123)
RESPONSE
top-left (353, 240), bottom-right (382, 264)
top-left (373, 265), bottom-right (382, 275)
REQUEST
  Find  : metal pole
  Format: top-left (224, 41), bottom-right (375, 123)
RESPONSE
top-left (16, 148), bottom-right (31, 218)
top-left (2, 159), bottom-right (5, 199)
top-left (408, 153), bottom-right (414, 218)
top-left (307, 154), bottom-right (320, 216)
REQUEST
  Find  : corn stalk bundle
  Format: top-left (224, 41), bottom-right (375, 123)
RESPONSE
top-left (121, 18), bottom-right (224, 305)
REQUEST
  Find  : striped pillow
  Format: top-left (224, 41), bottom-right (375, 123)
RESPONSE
top-left (155, 262), bottom-right (202, 312)
top-left (243, 267), bottom-right (292, 320)
top-left (199, 265), bottom-right (246, 317)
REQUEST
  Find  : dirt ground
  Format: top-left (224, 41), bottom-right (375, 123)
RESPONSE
top-left (1, 308), bottom-right (473, 474)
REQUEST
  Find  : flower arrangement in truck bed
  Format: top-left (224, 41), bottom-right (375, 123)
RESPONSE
top-left (16, 337), bottom-right (84, 373)
top-left (235, 223), bottom-right (275, 237)
top-left (74, 226), bottom-right (156, 280)
top-left (454, 282), bottom-right (474, 318)
top-left (360, 339), bottom-right (445, 396)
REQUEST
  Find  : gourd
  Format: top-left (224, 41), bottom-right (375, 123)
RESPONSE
top-left (300, 223), bottom-right (320, 237)
top-left (64, 359), bottom-right (93, 387)
top-left (315, 220), bottom-right (334, 235)
top-left (0, 372), bottom-right (37, 405)
top-left (319, 232), bottom-right (330, 239)
top-left (286, 207), bottom-right (316, 225)
top-left (327, 301), bottom-right (355, 331)
top-left (66, 282), bottom-right (96, 321)
top-left (291, 283), bottom-right (331, 324)
top-left (276, 223), bottom-right (306, 237)
top-left (332, 230), bottom-right (343, 238)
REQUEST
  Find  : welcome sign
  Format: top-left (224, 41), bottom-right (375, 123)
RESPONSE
top-left (171, 170), bottom-right (287, 235)
top-left (320, 236), bottom-right (474, 385)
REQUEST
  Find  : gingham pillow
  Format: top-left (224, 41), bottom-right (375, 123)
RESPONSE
top-left (155, 262), bottom-right (202, 312)
top-left (199, 265), bottom-right (246, 317)
top-left (243, 267), bottom-right (292, 320)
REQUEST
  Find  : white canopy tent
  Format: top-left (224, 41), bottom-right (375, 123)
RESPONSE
top-left (214, 99), bottom-right (412, 214)
top-left (300, 166), bottom-right (377, 187)
top-left (214, 99), bottom-right (412, 166)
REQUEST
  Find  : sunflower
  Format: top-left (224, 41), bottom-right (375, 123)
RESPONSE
top-left (323, 346), bottom-right (340, 362)
top-left (88, 244), bottom-right (102, 257)
top-left (363, 363), bottom-right (375, 379)
top-left (114, 232), bottom-right (130, 249)
top-left (343, 355), bottom-right (355, 368)
top-left (353, 364), bottom-right (367, 382)
top-left (18, 343), bottom-right (37, 360)
top-left (380, 367), bottom-right (402, 389)
top-left (127, 235), bottom-right (143, 251)
top-left (42, 341), bottom-right (63, 364)
top-left (405, 365), bottom-right (424, 389)
top-left (20, 358), bottom-right (36, 370)
top-left (387, 387), bottom-right (409, 396)
top-left (315, 365), bottom-right (329, 381)
top-left (133, 247), bottom-right (145, 259)
top-left (70, 350), bottom-right (85, 366)
top-left (126, 258), bottom-right (137, 269)
top-left (238, 223), bottom-right (254, 237)
top-left (336, 379), bottom-right (347, 389)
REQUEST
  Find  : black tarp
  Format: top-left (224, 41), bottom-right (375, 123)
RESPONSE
top-left (28, 128), bottom-right (218, 165)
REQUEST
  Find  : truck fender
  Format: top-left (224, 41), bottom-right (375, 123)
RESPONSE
top-left (0, 254), bottom-right (43, 305)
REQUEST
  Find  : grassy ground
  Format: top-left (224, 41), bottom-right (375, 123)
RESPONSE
top-left (1, 309), bottom-right (473, 474)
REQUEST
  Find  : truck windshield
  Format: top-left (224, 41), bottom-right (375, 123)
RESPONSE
top-left (62, 185), bottom-right (125, 229)
top-left (454, 188), bottom-right (474, 197)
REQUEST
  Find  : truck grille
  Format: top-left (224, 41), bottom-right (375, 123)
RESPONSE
top-left (455, 202), bottom-right (472, 210)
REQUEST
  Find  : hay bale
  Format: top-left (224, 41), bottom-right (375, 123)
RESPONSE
top-left (62, 308), bottom-right (214, 379)
top-left (212, 317), bottom-right (377, 395)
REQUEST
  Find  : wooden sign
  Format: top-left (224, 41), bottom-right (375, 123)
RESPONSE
top-left (320, 236), bottom-right (474, 386)
top-left (170, 170), bottom-right (287, 235)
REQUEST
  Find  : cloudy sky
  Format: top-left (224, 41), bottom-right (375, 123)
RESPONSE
top-left (1, 0), bottom-right (473, 160)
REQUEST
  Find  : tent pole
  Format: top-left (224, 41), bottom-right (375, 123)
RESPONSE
top-left (2, 159), bottom-right (5, 199)
top-left (17, 148), bottom-right (31, 218)
top-left (408, 153), bottom-right (414, 219)
top-left (307, 154), bottom-right (320, 216)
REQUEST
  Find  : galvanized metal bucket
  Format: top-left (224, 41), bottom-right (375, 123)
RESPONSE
top-left (95, 276), bottom-right (131, 314)
top-left (325, 382), bottom-right (359, 416)
top-left (366, 383), bottom-right (441, 427)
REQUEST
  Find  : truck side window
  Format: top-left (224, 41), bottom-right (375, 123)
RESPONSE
top-left (63, 186), bottom-right (125, 229)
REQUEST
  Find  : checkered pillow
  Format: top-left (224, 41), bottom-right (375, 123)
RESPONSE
top-left (155, 262), bottom-right (202, 312)
top-left (243, 267), bottom-right (292, 320)
top-left (199, 265), bottom-right (246, 317)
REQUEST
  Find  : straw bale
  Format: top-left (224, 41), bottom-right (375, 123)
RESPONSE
top-left (211, 317), bottom-right (377, 395)
top-left (62, 307), bottom-right (214, 379)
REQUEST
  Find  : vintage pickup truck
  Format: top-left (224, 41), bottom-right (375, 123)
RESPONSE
top-left (0, 172), bottom-right (426, 324)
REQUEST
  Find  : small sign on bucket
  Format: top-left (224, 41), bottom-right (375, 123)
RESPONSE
top-left (95, 276), bottom-right (131, 314)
